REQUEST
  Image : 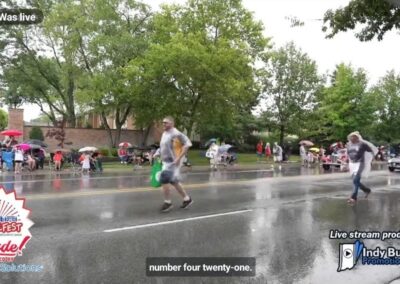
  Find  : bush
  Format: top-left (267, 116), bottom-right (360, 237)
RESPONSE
top-left (238, 143), bottom-right (256, 153)
top-left (98, 147), bottom-right (110, 157)
top-left (191, 141), bottom-right (201, 149)
top-left (110, 148), bottom-right (118, 157)
top-left (29, 126), bottom-right (44, 141)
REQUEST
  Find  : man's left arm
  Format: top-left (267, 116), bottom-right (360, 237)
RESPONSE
top-left (174, 132), bottom-right (192, 164)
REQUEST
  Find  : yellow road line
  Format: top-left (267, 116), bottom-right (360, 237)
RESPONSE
top-left (23, 179), bottom-right (253, 200)
top-left (21, 170), bottom-right (389, 201)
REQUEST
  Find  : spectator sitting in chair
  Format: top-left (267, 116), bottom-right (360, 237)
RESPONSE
top-left (54, 151), bottom-right (63, 171)
top-left (36, 149), bottom-right (45, 169)
top-left (93, 153), bottom-right (103, 173)
top-left (26, 153), bottom-right (36, 171)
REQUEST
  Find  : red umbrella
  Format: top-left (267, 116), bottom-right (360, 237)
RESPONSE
top-left (1, 129), bottom-right (23, 136)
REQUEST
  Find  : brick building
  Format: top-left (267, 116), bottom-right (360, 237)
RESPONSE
top-left (6, 108), bottom-right (163, 151)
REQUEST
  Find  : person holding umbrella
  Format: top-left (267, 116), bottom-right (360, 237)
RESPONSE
top-left (1, 130), bottom-right (23, 148)
top-left (81, 151), bottom-right (93, 174)
top-left (206, 141), bottom-right (219, 170)
top-left (118, 147), bottom-right (128, 164)
top-left (299, 143), bottom-right (307, 166)
top-left (6, 136), bottom-right (18, 148)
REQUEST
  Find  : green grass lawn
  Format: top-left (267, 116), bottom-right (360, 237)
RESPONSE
top-left (102, 150), bottom-right (300, 169)
top-left (188, 150), bottom-right (300, 165)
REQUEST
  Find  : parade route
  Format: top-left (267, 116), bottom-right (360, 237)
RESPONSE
top-left (0, 165), bottom-right (399, 283)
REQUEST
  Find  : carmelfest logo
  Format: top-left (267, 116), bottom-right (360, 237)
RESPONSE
top-left (0, 188), bottom-right (33, 262)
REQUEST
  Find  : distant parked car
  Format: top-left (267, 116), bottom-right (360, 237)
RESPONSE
top-left (388, 157), bottom-right (400, 172)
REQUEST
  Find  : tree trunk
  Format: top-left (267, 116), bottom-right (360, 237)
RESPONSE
top-left (100, 111), bottom-right (115, 148)
top-left (186, 126), bottom-right (192, 141)
top-left (279, 125), bottom-right (285, 146)
top-left (114, 128), bottom-right (122, 148)
top-left (142, 125), bottom-right (152, 146)
top-left (66, 70), bottom-right (76, 127)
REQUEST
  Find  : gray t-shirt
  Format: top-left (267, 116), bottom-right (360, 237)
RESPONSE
top-left (347, 142), bottom-right (372, 163)
top-left (160, 128), bottom-right (192, 167)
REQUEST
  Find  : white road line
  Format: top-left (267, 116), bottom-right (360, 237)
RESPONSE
top-left (104, 209), bottom-right (253, 233)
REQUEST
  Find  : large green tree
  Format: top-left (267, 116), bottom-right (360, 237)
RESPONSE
top-left (0, 0), bottom-right (88, 127)
top-left (0, 109), bottom-right (8, 131)
top-left (261, 42), bottom-right (321, 145)
top-left (73, 0), bottom-right (152, 147)
top-left (370, 71), bottom-right (400, 143)
top-left (323, 0), bottom-right (400, 41)
top-left (0, 0), bottom-right (153, 147)
top-left (125, 0), bottom-right (269, 138)
top-left (316, 64), bottom-right (376, 141)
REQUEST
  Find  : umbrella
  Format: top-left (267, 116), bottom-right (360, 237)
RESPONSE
top-left (299, 140), bottom-right (314, 146)
top-left (16, 143), bottom-right (31, 151)
top-left (1, 129), bottom-right (23, 136)
top-left (119, 142), bottom-right (132, 148)
top-left (309, 147), bottom-right (320, 153)
top-left (79, 146), bottom-right (98, 153)
top-left (218, 144), bottom-right (233, 153)
top-left (205, 138), bottom-right (217, 147)
top-left (24, 139), bottom-right (48, 148)
top-left (27, 144), bottom-right (42, 150)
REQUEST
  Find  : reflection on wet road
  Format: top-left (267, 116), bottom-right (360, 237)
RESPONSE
top-left (0, 163), bottom-right (388, 195)
top-left (0, 163), bottom-right (399, 284)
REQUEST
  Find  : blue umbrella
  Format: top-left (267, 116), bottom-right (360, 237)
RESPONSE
top-left (218, 144), bottom-right (233, 153)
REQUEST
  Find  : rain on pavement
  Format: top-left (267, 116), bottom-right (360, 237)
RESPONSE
top-left (1, 163), bottom-right (400, 284)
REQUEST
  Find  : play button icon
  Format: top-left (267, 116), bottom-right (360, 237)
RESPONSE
top-left (344, 249), bottom-right (353, 258)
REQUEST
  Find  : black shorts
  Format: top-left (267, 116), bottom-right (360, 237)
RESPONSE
top-left (15, 161), bottom-right (22, 164)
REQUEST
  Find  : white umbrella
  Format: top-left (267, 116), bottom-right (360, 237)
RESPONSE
top-left (299, 140), bottom-right (314, 146)
top-left (79, 146), bottom-right (98, 153)
top-left (119, 142), bottom-right (132, 148)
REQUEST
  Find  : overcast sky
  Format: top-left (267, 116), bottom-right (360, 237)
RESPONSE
top-left (19, 0), bottom-right (400, 121)
top-left (147, 0), bottom-right (400, 82)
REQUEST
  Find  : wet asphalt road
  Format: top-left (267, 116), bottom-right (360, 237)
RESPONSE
top-left (1, 164), bottom-right (400, 284)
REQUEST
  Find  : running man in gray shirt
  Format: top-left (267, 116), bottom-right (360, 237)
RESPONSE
top-left (155, 116), bottom-right (193, 212)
